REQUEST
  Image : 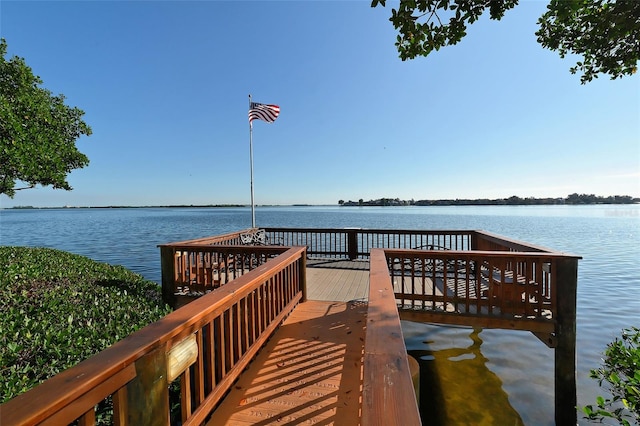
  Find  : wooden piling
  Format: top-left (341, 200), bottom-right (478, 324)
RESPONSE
top-left (554, 257), bottom-right (578, 425)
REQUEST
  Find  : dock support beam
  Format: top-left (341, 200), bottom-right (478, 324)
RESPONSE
top-left (554, 257), bottom-right (578, 425)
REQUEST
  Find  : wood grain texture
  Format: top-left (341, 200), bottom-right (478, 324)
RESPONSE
top-left (208, 300), bottom-right (366, 426)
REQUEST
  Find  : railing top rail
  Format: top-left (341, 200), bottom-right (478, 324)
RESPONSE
top-left (473, 229), bottom-right (580, 256)
top-left (158, 228), bottom-right (580, 260)
top-left (158, 228), bottom-right (256, 247)
top-left (1, 246), bottom-right (306, 426)
top-left (383, 248), bottom-right (582, 260)
top-left (363, 248), bottom-right (421, 425)
top-left (159, 244), bottom-right (293, 253)
top-left (263, 227), bottom-right (475, 235)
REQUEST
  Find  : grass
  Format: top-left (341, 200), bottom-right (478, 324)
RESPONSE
top-left (0, 246), bottom-right (172, 403)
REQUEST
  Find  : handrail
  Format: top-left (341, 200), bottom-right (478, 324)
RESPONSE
top-left (158, 228), bottom-right (256, 246)
top-left (362, 249), bottom-right (422, 425)
top-left (261, 228), bottom-right (475, 259)
top-left (260, 228), bottom-right (576, 260)
top-left (0, 247), bottom-right (307, 426)
top-left (472, 230), bottom-right (564, 253)
top-left (383, 249), bottom-right (581, 334)
top-left (159, 228), bottom-right (575, 262)
top-left (362, 246), bottom-right (580, 424)
top-left (378, 246), bottom-right (580, 425)
top-left (159, 244), bottom-right (291, 307)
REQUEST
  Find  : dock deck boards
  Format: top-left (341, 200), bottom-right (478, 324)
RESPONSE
top-left (208, 261), bottom-right (369, 425)
top-left (207, 300), bottom-right (367, 425)
top-left (305, 259), bottom-right (369, 302)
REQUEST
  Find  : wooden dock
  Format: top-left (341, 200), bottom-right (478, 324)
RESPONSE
top-left (208, 260), bottom-right (370, 425)
top-left (3, 229), bottom-right (578, 426)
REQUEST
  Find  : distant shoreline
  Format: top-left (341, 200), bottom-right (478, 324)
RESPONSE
top-left (3, 204), bottom-right (248, 210)
top-left (2, 204), bottom-right (328, 210)
top-left (4, 200), bottom-right (639, 210)
top-left (339, 194), bottom-right (639, 207)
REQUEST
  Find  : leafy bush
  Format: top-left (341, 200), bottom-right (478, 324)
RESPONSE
top-left (0, 246), bottom-right (172, 403)
top-left (583, 327), bottom-right (640, 426)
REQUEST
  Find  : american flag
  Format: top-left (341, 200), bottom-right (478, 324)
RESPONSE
top-left (248, 102), bottom-right (280, 124)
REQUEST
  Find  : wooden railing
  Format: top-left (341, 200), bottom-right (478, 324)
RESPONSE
top-left (383, 249), bottom-right (571, 335)
top-left (159, 243), bottom-right (291, 307)
top-left (472, 229), bottom-right (553, 252)
top-left (161, 228), bottom-right (255, 246)
top-left (263, 227), bottom-right (474, 259)
top-left (363, 249), bottom-right (422, 425)
top-left (0, 247), bottom-right (307, 426)
top-left (262, 228), bottom-right (556, 260)
top-left (370, 244), bottom-right (580, 426)
top-left (159, 228), bottom-right (577, 340)
top-left (167, 228), bottom-right (552, 263)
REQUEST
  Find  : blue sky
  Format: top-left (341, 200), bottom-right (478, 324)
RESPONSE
top-left (1, 0), bottom-right (638, 207)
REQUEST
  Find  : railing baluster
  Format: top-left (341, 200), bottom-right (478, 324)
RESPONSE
top-left (181, 366), bottom-right (192, 422)
top-left (232, 304), bottom-right (241, 364)
top-left (250, 290), bottom-right (258, 344)
top-left (215, 315), bottom-right (225, 379)
top-left (194, 329), bottom-right (205, 405)
top-left (77, 408), bottom-right (95, 426)
top-left (204, 322), bottom-right (215, 389)
top-left (259, 285), bottom-right (266, 335)
top-left (241, 297), bottom-right (249, 355)
top-left (225, 310), bottom-right (234, 370)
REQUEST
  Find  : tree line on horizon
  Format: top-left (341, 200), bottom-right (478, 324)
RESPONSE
top-left (338, 193), bottom-right (639, 207)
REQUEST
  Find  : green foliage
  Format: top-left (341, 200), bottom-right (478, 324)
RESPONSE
top-left (536, 0), bottom-right (640, 83)
top-left (0, 246), bottom-right (172, 403)
top-left (0, 38), bottom-right (92, 197)
top-left (371, 0), bottom-right (640, 83)
top-left (371, 0), bottom-right (517, 59)
top-left (583, 327), bottom-right (640, 425)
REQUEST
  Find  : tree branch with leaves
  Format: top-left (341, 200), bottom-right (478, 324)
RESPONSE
top-left (583, 327), bottom-right (640, 426)
top-left (371, 0), bottom-right (640, 83)
top-left (1, 38), bottom-right (92, 198)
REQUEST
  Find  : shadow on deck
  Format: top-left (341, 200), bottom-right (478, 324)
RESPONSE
top-left (208, 300), bottom-right (367, 425)
top-left (208, 261), bottom-right (370, 425)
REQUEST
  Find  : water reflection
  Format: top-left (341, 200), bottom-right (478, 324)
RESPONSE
top-left (405, 323), bottom-right (524, 425)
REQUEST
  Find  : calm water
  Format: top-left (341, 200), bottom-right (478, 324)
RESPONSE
top-left (1, 205), bottom-right (639, 424)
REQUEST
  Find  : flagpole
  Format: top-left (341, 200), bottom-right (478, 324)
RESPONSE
top-left (248, 94), bottom-right (256, 228)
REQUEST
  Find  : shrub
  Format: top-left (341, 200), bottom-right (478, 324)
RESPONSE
top-left (583, 327), bottom-right (640, 426)
top-left (0, 246), bottom-right (172, 403)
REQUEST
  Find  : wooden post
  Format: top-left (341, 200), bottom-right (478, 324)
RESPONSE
top-left (363, 249), bottom-right (422, 425)
top-left (554, 257), bottom-right (578, 425)
top-left (126, 345), bottom-right (169, 426)
top-left (470, 231), bottom-right (479, 251)
top-left (160, 246), bottom-right (176, 309)
top-left (300, 250), bottom-right (308, 302)
top-left (347, 229), bottom-right (358, 260)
